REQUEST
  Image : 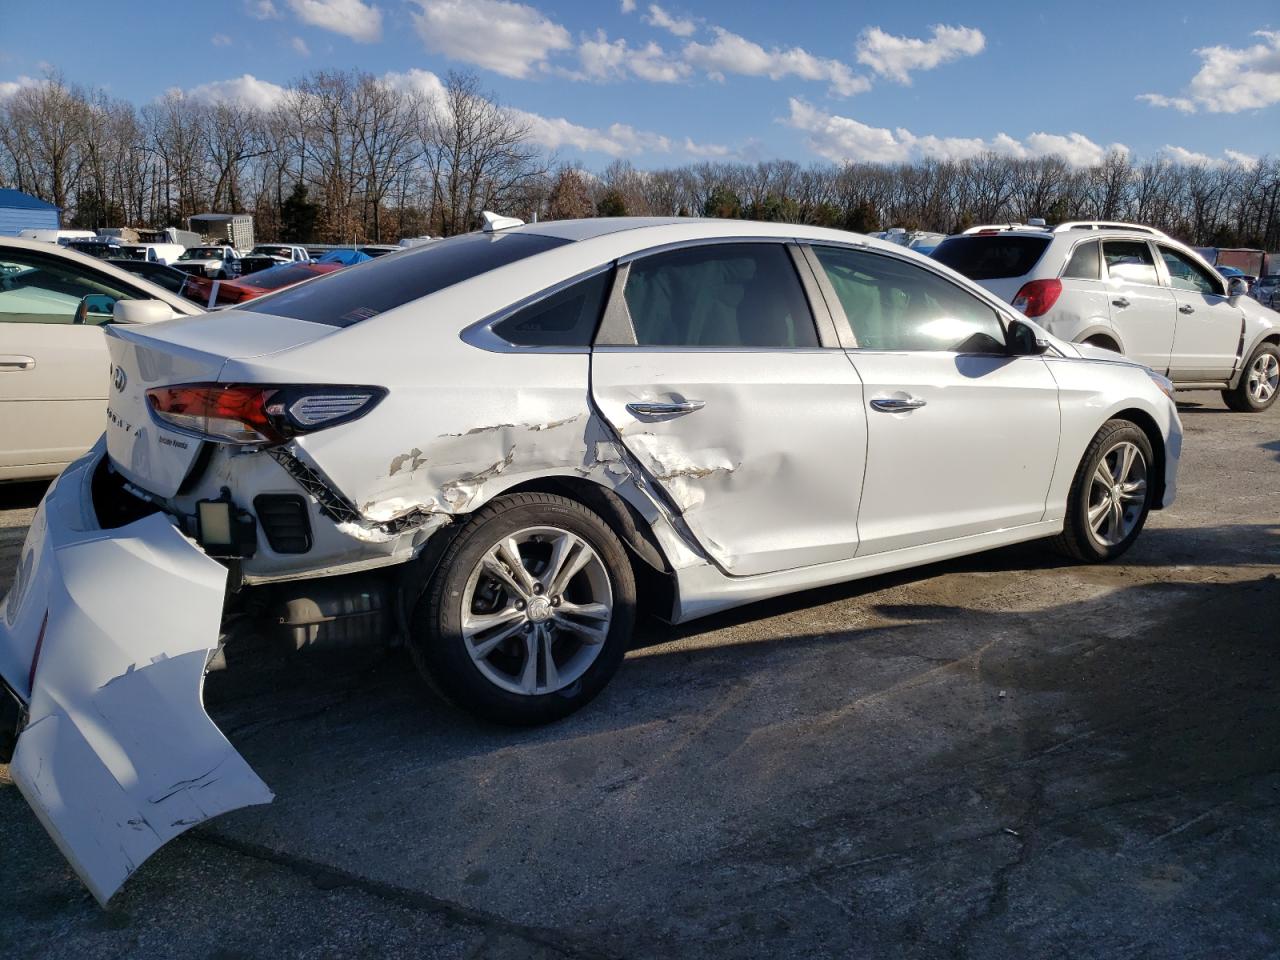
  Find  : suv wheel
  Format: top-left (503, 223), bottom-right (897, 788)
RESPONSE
top-left (1053, 419), bottom-right (1154, 562)
top-left (411, 493), bottom-right (635, 725)
top-left (1223, 342), bottom-right (1279, 412)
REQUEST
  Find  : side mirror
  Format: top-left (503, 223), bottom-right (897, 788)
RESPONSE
top-left (113, 299), bottom-right (177, 325)
top-left (75, 294), bottom-right (117, 325)
top-left (1227, 277), bottom-right (1249, 298)
top-left (1007, 318), bottom-right (1050, 356)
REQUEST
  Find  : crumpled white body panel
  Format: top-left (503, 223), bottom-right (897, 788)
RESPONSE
top-left (1, 446), bottom-right (271, 905)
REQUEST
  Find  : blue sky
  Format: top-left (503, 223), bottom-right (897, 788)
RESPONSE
top-left (3, 0), bottom-right (1278, 168)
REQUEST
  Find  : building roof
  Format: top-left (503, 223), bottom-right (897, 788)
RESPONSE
top-left (0, 188), bottom-right (59, 212)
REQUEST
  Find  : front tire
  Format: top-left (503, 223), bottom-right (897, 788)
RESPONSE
top-left (1053, 419), bottom-right (1155, 562)
top-left (1222, 342), bottom-right (1279, 412)
top-left (411, 493), bottom-right (636, 725)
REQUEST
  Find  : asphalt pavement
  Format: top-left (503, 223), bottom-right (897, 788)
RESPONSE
top-left (1, 391), bottom-right (1277, 959)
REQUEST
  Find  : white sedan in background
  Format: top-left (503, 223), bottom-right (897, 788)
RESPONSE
top-left (0, 215), bottom-right (1181, 905)
top-left (0, 236), bottom-right (202, 481)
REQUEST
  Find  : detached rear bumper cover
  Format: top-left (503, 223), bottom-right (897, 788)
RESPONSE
top-left (0, 440), bottom-right (271, 905)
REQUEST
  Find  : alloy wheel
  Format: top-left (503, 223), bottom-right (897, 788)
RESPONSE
top-left (460, 526), bottom-right (613, 696)
top-left (1087, 440), bottom-right (1148, 547)
top-left (1247, 352), bottom-right (1279, 404)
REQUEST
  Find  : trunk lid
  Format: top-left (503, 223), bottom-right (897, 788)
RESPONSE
top-left (104, 311), bottom-right (337, 497)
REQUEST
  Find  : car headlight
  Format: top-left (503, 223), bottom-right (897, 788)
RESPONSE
top-left (1147, 370), bottom-right (1175, 401)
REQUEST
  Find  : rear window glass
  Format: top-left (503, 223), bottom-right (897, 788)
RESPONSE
top-left (493, 271), bottom-right (610, 347)
top-left (250, 232), bottom-right (570, 327)
top-left (931, 236), bottom-right (1051, 280)
top-left (248, 264), bottom-right (326, 290)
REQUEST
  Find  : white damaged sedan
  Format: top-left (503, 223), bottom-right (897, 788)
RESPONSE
top-left (0, 215), bottom-right (1181, 904)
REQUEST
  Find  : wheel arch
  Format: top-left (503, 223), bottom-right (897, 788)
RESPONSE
top-left (1075, 324), bottom-right (1124, 353)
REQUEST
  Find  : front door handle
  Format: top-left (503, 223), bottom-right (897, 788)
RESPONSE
top-left (870, 396), bottom-right (927, 412)
top-left (1178, 304), bottom-right (1195, 315)
top-left (627, 399), bottom-right (706, 418)
top-left (0, 355), bottom-right (35, 371)
top-left (1112, 297), bottom-right (1130, 308)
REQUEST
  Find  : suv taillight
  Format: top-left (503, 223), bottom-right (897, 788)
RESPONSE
top-left (146, 383), bottom-right (385, 445)
top-left (1011, 278), bottom-right (1062, 318)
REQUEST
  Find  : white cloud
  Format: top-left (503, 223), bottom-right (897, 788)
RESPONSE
top-left (411, 0), bottom-right (572, 79)
top-left (1163, 144), bottom-right (1260, 168)
top-left (246, 0), bottom-right (280, 18)
top-left (855, 24), bottom-right (985, 84)
top-left (287, 0), bottom-right (382, 43)
top-left (510, 106), bottom-right (724, 159)
top-left (1140, 30), bottom-right (1280, 113)
top-left (683, 27), bottom-right (870, 97)
top-left (186, 74), bottom-right (289, 110)
top-left (380, 67), bottom-right (448, 111)
top-left (0, 75), bottom-right (38, 100)
top-left (620, 0), bottom-right (635, 11)
top-left (577, 31), bottom-right (690, 83)
top-left (290, 35), bottom-right (311, 56)
top-left (211, 33), bottom-right (233, 47)
top-left (783, 98), bottom-right (1127, 167)
top-left (645, 4), bottom-right (695, 38)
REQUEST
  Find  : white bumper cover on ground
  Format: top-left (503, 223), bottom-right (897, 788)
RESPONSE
top-left (0, 441), bottom-right (272, 905)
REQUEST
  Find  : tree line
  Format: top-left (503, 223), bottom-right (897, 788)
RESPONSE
top-left (3, 70), bottom-right (1278, 251)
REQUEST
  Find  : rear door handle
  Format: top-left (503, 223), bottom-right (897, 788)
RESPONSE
top-left (0, 355), bottom-right (35, 371)
top-left (870, 396), bottom-right (927, 412)
top-left (626, 399), bottom-right (706, 418)
top-left (1178, 304), bottom-right (1195, 315)
top-left (1112, 297), bottom-right (1130, 308)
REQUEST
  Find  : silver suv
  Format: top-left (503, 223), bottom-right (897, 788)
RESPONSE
top-left (933, 221), bottom-right (1280, 411)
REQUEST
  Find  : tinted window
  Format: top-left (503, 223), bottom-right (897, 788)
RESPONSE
top-left (814, 246), bottom-right (1005, 353)
top-left (624, 243), bottom-right (817, 348)
top-left (0, 251), bottom-right (140, 325)
top-left (493, 271), bottom-right (609, 347)
top-left (1158, 246), bottom-right (1223, 296)
top-left (930, 236), bottom-right (1050, 280)
top-left (107, 259), bottom-right (190, 295)
top-left (1063, 240), bottom-right (1101, 280)
top-left (1103, 241), bottom-right (1158, 285)
top-left (251, 232), bottom-right (570, 327)
top-left (246, 264), bottom-right (328, 291)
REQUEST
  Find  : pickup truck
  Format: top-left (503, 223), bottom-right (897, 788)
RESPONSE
top-left (172, 245), bottom-right (242, 279)
top-left (238, 243), bottom-right (311, 275)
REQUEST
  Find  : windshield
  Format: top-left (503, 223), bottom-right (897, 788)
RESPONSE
top-left (117, 247), bottom-right (148, 261)
top-left (250, 231), bottom-right (571, 327)
top-left (252, 246), bottom-right (293, 258)
top-left (931, 236), bottom-right (1051, 280)
top-left (180, 247), bottom-right (225, 260)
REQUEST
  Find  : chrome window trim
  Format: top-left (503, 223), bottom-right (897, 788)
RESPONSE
top-left (459, 263), bottom-right (613, 354)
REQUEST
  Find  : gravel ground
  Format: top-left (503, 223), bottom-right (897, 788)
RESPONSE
top-left (1, 391), bottom-right (1277, 959)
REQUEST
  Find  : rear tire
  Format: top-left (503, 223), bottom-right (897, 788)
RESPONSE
top-left (411, 493), bottom-right (635, 725)
top-left (1053, 419), bottom-right (1155, 563)
top-left (1222, 342), bottom-right (1279, 412)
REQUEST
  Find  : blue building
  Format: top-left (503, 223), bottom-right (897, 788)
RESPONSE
top-left (0, 188), bottom-right (60, 236)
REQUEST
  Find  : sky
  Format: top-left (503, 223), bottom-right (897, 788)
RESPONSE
top-left (3, 0), bottom-right (1278, 170)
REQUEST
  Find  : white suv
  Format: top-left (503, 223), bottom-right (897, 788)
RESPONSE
top-left (933, 222), bottom-right (1280, 411)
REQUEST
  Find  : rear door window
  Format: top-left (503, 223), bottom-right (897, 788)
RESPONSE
top-left (1062, 241), bottom-right (1101, 280)
top-left (249, 232), bottom-right (571, 327)
top-left (930, 236), bottom-right (1051, 280)
top-left (814, 245), bottom-right (1006, 353)
top-left (623, 243), bottom-right (819, 348)
top-left (1102, 241), bottom-right (1159, 286)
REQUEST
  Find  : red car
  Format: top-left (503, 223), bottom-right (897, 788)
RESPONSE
top-left (184, 262), bottom-right (342, 307)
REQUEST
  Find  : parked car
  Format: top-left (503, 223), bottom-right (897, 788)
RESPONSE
top-left (173, 244), bottom-right (241, 279)
top-left (0, 215), bottom-right (1183, 904)
top-left (17, 229), bottom-right (98, 245)
top-left (183, 260), bottom-right (342, 307)
top-left (1252, 275), bottom-right (1280, 309)
top-left (106, 258), bottom-right (204, 300)
top-left (237, 243), bottom-right (311, 275)
top-left (932, 221), bottom-right (1280, 411)
top-left (0, 236), bottom-right (203, 481)
top-left (64, 237), bottom-right (124, 260)
top-left (116, 242), bottom-right (185, 266)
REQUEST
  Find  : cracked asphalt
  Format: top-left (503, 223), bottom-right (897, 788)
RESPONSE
top-left (1, 391), bottom-right (1278, 959)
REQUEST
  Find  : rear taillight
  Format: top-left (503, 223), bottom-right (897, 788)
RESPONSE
top-left (1011, 278), bottom-right (1063, 318)
top-left (146, 383), bottom-right (385, 445)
